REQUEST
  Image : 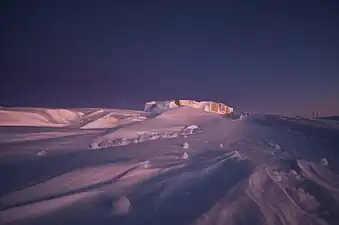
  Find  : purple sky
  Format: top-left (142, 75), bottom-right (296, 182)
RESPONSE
top-left (1, 1), bottom-right (338, 116)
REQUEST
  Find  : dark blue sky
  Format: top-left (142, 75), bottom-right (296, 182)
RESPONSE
top-left (1, 1), bottom-right (338, 116)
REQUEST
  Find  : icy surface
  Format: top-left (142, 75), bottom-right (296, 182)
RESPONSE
top-left (0, 107), bottom-right (339, 225)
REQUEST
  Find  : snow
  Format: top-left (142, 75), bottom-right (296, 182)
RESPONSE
top-left (89, 124), bottom-right (200, 149)
top-left (89, 107), bottom-right (208, 149)
top-left (43, 109), bottom-right (84, 124)
top-left (144, 100), bottom-right (179, 114)
top-left (144, 100), bottom-right (234, 115)
top-left (0, 108), bottom-right (148, 130)
top-left (0, 191), bottom-right (98, 223)
top-left (182, 142), bottom-right (190, 149)
top-left (80, 114), bottom-right (119, 129)
top-left (0, 106), bottom-right (339, 225)
top-left (112, 196), bottom-right (131, 214)
top-left (182, 152), bottom-right (189, 159)
top-left (0, 109), bottom-right (83, 127)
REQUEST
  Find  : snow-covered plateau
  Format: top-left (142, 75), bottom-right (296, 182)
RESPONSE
top-left (1, 106), bottom-right (339, 225)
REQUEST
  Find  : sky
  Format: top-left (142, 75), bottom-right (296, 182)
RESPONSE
top-left (1, 0), bottom-right (338, 116)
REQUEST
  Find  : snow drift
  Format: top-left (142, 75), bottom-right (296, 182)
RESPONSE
top-left (1, 106), bottom-right (339, 225)
top-left (89, 107), bottom-right (211, 149)
top-left (0, 108), bottom-right (148, 129)
top-left (0, 108), bottom-right (83, 127)
top-left (90, 124), bottom-right (201, 149)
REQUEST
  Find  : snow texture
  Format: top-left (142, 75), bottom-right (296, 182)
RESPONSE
top-left (0, 107), bottom-right (339, 225)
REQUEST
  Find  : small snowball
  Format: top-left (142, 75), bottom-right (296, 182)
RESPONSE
top-left (143, 160), bottom-right (151, 168)
top-left (112, 196), bottom-right (131, 215)
top-left (320, 158), bottom-right (329, 166)
top-left (182, 142), bottom-right (189, 149)
top-left (36, 149), bottom-right (47, 156)
top-left (89, 142), bottom-right (99, 149)
top-left (274, 144), bottom-right (281, 150)
top-left (182, 152), bottom-right (189, 159)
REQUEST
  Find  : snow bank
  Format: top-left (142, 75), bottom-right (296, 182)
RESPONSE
top-left (81, 113), bottom-right (147, 129)
top-left (44, 109), bottom-right (83, 124)
top-left (90, 124), bottom-right (200, 149)
top-left (0, 130), bottom-right (99, 144)
top-left (0, 108), bottom-right (83, 127)
top-left (0, 110), bottom-right (53, 127)
top-left (89, 107), bottom-right (211, 149)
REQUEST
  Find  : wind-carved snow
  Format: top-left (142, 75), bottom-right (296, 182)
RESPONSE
top-left (0, 108), bottom-right (149, 130)
top-left (90, 124), bottom-right (201, 149)
top-left (0, 108), bottom-right (83, 127)
top-left (1, 107), bottom-right (339, 225)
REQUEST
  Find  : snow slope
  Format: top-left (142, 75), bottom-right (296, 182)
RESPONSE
top-left (0, 108), bottom-right (148, 129)
top-left (1, 107), bottom-right (339, 225)
top-left (0, 108), bottom-right (83, 127)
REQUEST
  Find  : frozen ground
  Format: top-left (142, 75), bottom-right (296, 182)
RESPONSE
top-left (1, 107), bottom-right (339, 225)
